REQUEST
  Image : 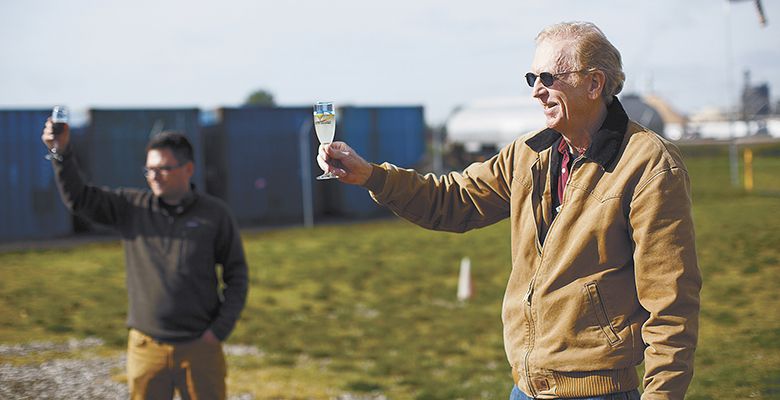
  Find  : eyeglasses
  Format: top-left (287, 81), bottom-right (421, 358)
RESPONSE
top-left (524, 69), bottom-right (592, 87)
top-left (143, 164), bottom-right (183, 177)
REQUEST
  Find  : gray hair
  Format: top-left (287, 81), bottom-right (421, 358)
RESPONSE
top-left (536, 21), bottom-right (625, 101)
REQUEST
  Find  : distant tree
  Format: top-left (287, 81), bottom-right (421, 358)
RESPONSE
top-left (244, 89), bottom-right (275, 106)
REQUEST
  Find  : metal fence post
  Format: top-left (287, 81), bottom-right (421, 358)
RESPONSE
top-left (299, 118), bottom-right (314, 228)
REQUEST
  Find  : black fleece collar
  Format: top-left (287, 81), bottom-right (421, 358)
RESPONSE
top-left (524, 97), bottom-right (629, 169)
top-left (154, 184), bottom-right (199, 216)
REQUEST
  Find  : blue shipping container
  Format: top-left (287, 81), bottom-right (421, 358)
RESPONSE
top-left (85, 108), bottom-right (204, 190)
top-left (0, 110), bottom-right (72, 241)
top-left (334, 106), bottom-right (425, 217)
top-left (208, 107), bottom-right (323, 225)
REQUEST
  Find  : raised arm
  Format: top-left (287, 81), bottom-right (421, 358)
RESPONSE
top-left (320, 141), bottom-right (517, 233)
top-left (42, 118), bottom-right (130, 226)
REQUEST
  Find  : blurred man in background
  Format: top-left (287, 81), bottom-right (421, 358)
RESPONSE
top-left (319, 21), bottom-right (701, 400)
top-left (42, 124), bottom-right (248, 400)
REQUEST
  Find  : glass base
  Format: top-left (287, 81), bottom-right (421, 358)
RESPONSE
top-left (316, 172), bottom-right (339, 180)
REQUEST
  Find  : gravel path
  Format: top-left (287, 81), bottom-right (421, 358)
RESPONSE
top-left (0, 355), bottom-right (128, 399)
top-left (0, 339), bottom-right (386, 400)
top-left (0, 338), bottom-right (128, 399)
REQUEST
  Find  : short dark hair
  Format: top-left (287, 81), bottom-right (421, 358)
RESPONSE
top-left (145, 131), bottom-right (194, 164)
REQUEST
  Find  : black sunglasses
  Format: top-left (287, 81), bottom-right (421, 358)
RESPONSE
top-left (525, 69), bottom-right (591, 87)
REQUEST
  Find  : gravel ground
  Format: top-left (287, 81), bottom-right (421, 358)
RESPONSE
top-left (0, 339), bottom-right (385, 400)
top-left (0, 338), bottom-right (128, 399)
top-left (0, 355), bottom-right (128, 399)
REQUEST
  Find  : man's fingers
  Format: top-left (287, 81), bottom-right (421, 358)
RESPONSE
top-left (322, 142), bottom-right (352, 159)
top-left (42, 118), bottom-right (53, 136)
top-left (318, 150), bottom-right (349, 179)
top-left (318, 142), bottom-right (364, 182)
top-left (317, 153), bottom-right (339, 174)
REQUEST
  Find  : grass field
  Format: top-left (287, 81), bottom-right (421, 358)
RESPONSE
top-left (1, 144), bottom-right (779, 399)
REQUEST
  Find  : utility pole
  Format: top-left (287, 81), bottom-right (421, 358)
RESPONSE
top-left (725, 1), bottom-right (740, 187)
top-left (724, 0), bottom-right (768, 187)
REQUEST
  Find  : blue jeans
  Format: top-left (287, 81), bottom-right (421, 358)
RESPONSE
top-left (509, 385), bottom-right (640, 400)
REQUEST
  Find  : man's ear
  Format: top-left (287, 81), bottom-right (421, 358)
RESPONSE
top-left (588, 70), bottom-right (606, 100)
top-left (185, 161), bottom-right (195, 177)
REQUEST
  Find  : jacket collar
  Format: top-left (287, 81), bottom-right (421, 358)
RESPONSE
top-left (524, 97), bottom-right (628, 169)
top-left (154, 184), bottom-right (199, 215)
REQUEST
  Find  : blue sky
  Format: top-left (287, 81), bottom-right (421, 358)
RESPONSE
top-left (1, 0), bottom-right (778, 125)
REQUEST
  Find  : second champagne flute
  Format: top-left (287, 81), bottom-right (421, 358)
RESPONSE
top-left (314, 101), bottom-right (339, 180)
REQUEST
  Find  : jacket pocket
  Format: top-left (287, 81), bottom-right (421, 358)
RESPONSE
top-left (585, 282), bottom-right (621, 346)
top-left (179, 218), bottom-right (218, 276)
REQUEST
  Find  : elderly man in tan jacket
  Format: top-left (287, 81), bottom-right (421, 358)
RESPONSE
top-left (319, 21), bottom-right (701, 400)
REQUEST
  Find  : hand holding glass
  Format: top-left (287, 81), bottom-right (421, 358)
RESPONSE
top-left (47, 105), bottom-right (69, 160)
top-left (314, 102), bottom-right (339, 180)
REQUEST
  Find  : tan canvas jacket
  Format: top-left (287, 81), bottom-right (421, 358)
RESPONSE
top-left (362, 99), bottom-right (701, 399)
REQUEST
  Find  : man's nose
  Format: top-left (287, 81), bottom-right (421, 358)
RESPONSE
top-left (531, 78), bottom-right (546, 98)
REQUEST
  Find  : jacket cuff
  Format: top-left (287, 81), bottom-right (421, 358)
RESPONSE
top-left (46, 145), bottom-right (73, 163)
top-left (361, 163), bottom-right (388, 193)
top-left (210, 323), bottom-right (231, 341)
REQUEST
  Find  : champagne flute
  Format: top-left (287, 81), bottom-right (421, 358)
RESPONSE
top-left (314, 101), bottom-right (339, 180)
top-left (47, 105), bottom-right (69, 161)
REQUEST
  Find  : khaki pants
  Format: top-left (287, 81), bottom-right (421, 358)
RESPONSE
top-left (127, 329), bottom-right (226, 400)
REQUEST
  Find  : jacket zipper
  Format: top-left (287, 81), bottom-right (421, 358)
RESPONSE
top-left (523, 153), bottom-right (585, 395)
top-left (524, 157), bottom-right (543, 397)
top-left (527, 153), bottom-right (585, 292)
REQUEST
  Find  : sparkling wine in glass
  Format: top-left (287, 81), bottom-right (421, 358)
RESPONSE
top-left (314, 101), bottom-right (339, 180)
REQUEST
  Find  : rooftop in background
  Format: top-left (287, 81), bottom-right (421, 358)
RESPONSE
top-left (445, 92), bottom-right (780, 148)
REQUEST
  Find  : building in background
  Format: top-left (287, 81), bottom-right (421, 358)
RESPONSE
top-left (445, 94), bottom-right (678, 163)
top-left (642, 94), bottom-right (690, 140)
top-left (686, 70), bottom-right (777, 140)
top-left (445, 97), bottom-right (544, 155)
top-left (621, 94), bottom-right (666, 138)
top-left (741, 70), bottom-right (772, 136)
